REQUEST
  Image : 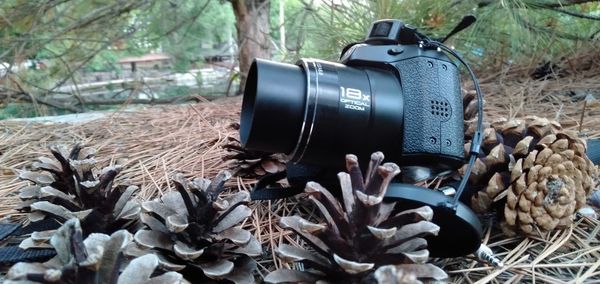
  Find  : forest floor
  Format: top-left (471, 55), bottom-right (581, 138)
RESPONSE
top-left (0, 50), bottom-right (599, 283)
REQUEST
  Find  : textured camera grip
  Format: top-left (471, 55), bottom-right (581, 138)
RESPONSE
top-left (395, 57), bottom-right (464, 160)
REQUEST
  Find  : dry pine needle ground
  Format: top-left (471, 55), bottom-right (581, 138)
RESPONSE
top-left (1, 50), bottom-right (600, 282)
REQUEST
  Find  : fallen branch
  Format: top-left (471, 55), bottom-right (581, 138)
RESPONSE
top-left (77, 94), bottom-right (219, 105)
top-left (0, 86), bottom-right (84, 113)
top-left (1, 91), bottom-right (225, 113)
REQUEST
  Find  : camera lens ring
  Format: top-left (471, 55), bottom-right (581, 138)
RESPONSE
top-left (239, 59), bottom-right (306, 153)
top-left (287, 59), bottom-right (319, 162)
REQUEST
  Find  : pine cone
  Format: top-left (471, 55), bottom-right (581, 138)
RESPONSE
top-left (6, 219), bottom-right (182, 284)
top-left (131, 171), bottom-right (261, 283)
top-left (502, 132), bottom-right (596, 235)
top-left (264, 152), bottom-right (447, 283)
top-left (467, 116), bottom-right (563, 212)
top-left (463, 117), bottom-right (596, 235)
top-left (223, 137), bottom-right (286, 177)
top-left (15, 144), bottom-right (140, 244)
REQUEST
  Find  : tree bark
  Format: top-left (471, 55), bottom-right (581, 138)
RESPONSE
top-left (230, 0), bottom-right (272, 95)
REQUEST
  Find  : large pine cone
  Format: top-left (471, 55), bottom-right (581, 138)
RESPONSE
top-left (503, 132), bottom-right (596, 235)
top-left (16, 144), bottom-right (140, 242)
top-left (467, 116), bottom-right (562, 212)
top-left (264, 152), bottom-right (447, 284)
top-left (464, 117), bottom-right (596, 235)
top-left (131, 171), bottom-right (261, 283)
top-left (6, 219), bottom-right (182, 284)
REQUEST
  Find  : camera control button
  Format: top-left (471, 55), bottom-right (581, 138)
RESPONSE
top-left (387, 48), bottom-right (404, 55)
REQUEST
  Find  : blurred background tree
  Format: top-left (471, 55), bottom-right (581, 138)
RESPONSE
top-left (230, 0), bottom-right (271, 93)
top-left (0, 0), bottom-right (598, 118)
top-left (0, 0), bottom-right (151, 112)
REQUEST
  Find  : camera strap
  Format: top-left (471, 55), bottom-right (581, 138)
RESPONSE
top-left (0, 219), bottom-right (60, 265)
top-left (249, 171), bottom-right (305, 200)
top-left (419, 39), bottom-right (484, 207)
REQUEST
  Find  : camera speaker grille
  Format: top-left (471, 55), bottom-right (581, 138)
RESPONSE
top-left (430, 99), bottom-right (450, 119)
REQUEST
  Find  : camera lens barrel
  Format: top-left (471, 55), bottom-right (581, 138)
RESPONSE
top-left (241, 58), bottom-right (405, 168)
top-left (292, 60), bottom-right (407, 167)
top-left (240, 59), bottom-right (306, 154)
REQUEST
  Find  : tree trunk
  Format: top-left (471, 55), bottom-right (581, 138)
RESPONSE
top-left (230, 0), bottom-right (271, 95)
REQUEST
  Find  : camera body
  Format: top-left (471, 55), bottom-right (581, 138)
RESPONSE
top-left (345, 21), bottom-right (465, 171)
top-left (241, 19), bottom-right (464, 181)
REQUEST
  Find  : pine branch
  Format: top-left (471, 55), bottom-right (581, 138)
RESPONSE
top-left (536, 0), bottom-right (599, 8)
top-left (478, 0), bottom-right (600, 8)
top-left (550, 6), bottom-right (600, 21)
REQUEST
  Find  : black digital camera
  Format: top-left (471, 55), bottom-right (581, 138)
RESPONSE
top-left (241, 19), bottom-right (464, 181)
top-left (240, 19), bottom-right (485, 257)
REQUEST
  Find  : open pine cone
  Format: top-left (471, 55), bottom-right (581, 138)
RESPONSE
top-left (15, 144), bottom-right (140, 244)
top-left (463, 117), bottom-right (596, 235)
top-left (223, 137), bottom-right (286, 178)
top-left (6, 218), bottom-right (182, 284)
top-left (131, 171), bottom-right (261, 283)
top-left (264, 152), bottom-right (447, 283)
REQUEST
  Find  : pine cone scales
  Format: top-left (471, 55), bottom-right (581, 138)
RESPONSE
top-left (15, 144), bottom-right (140, 246)
top-left (463, 116), bottom-right (596, 235)
top-left (463, 89), bottom-right (478, 138)
top-left (132, 171), bottom-right (261, 283)
top-left (265, 152), bottom-right (447, 283)
top-left (503, 133), bottom-right (595, 235)
top-left (467, 116), bottom-right (564, 212)
top-left (6, 219), bottom-right (182, 283)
